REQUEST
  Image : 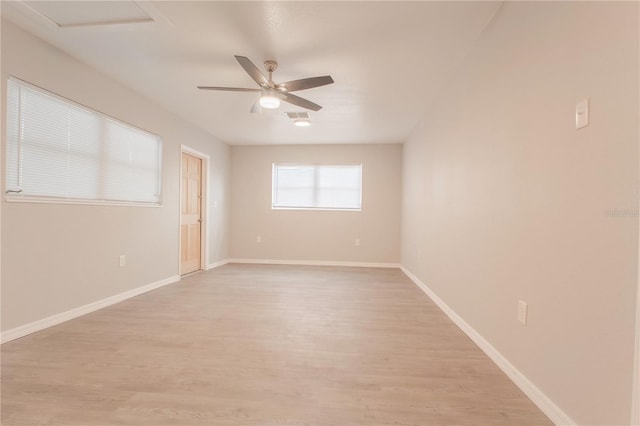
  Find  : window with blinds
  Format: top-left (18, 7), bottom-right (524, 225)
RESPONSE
top-left (272, 164), bottom-right (362, 210)
top-left (5, 77), bottom-right (162, 205)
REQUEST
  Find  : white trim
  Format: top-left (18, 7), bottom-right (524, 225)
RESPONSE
top-left (634, 302), bottom-right (640, 426)
top-left (1, 275), bottom-right (180, 344)
top-left (179, 145), bottom-right (210, 276)
top-left (206, 259), bottom-right (230, 270)
top-left (400, 266), bottom-right (576, 426)
top-left (227, 258), bottom-right (400, 269)
top-left (633, 182), bottom-right (640, 425)
top-left (271, 207), bottom-right (362, 212)
top-left (4, 196), bottom-right (162, 208)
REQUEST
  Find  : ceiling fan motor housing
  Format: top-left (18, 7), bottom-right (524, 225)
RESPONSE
top-left (264, 60), bottom-right (278, 74)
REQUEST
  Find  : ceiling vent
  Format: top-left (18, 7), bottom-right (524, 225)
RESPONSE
top-left (23, 1), bottom-right (154, 28)
top-left (286, 112), bottom-right (310, 120)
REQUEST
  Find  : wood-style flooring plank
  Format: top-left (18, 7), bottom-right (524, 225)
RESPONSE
top-left (1, 264), bottom-right (552, 425)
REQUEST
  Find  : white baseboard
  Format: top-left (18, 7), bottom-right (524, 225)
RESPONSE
top-left (400, 266), bottom-right (576, 426)
top-left (206, 259), bottom-right (230, 270)
top-left (1, 275), bottom-right (180, 344)
top-left (634, 197), bottom-right (640, 426)
top-left (633, 244), bottom-right (640, 426)
top-left (226, 258), bottom-right (401, 268)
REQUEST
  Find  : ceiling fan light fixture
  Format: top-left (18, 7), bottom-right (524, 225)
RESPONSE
top-left (259, 93), bottom-right (281, 109)
top-left (198, 55), bottom-right (334, 113)
top-left (294, 118), bottom-right (311, 127)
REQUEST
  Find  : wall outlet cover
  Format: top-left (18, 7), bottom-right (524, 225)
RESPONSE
top-left (575, 98), bottom-right (589, 129)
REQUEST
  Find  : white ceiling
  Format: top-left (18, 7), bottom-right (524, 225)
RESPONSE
top-left (2, 1), bottom-right (502, 146)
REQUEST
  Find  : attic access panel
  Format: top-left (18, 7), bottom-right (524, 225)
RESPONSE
top-left (24, 1), bottom-right (153, 27)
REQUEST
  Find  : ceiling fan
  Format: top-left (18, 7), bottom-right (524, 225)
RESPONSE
top-left (198, 55), bottom-right (334, 113)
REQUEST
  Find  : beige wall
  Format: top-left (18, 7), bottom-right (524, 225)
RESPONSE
top-left (1, 21), bottom-right (230, 332)
top-left (230, 144), bottom-right (401, 263)
top-left (401, 2), bottom-right (638, 424)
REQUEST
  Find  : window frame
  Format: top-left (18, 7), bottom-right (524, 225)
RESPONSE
top-left (271, 163), bottom-right (363, 211)
top-left (5, 76), bottom-right (163, 207)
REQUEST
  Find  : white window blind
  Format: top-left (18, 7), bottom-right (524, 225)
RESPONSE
top-left (5, 77), bottom-right (162, 205)
top-left (272, 164), bottom-right (362, 210)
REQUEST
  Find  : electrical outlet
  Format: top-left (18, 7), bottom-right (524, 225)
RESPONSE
top-left (119, 255), bottom-right (126, 267)
top-left (256, 236), bottom-right (262, 243)
top-left (355, 238), bottom-right (361, 247)
top-left (518, 300), bottom-right (528, 325)
top-left (575, 98), bottom-right (589, 129)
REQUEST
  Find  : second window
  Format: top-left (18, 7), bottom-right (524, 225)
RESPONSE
top-left (272, 164), bottom-right (362, 211)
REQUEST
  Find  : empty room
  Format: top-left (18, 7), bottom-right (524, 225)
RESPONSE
top-left (1, 1), bottom-right (638, 425)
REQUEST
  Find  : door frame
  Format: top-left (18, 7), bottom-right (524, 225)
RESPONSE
top-left (179, 145), bottom-right (209, 276)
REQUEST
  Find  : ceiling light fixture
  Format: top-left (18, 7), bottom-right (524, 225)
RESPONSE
top-left (286, 111), bottom-right (311, 126)
top-left (294, 118), bottom-right (311, 127)
top-left (259, 90), bottom-right (281, 109)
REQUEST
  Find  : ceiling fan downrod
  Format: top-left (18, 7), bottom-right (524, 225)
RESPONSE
top-left (264, 60), bottom-right (278, 87)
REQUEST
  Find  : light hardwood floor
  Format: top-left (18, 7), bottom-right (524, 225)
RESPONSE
top-left (1, 264), bottom-right (552, 425)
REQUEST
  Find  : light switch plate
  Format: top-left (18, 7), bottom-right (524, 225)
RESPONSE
top-left (518, 300), bottom-right (528, 325)
top-left (576, 98), bottom-right (589, 129)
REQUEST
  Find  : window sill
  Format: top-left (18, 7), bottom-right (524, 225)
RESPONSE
top-left (271, 206), bottom-right (361, 212)
top-left (5, 196), bottom-right (162, 208)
